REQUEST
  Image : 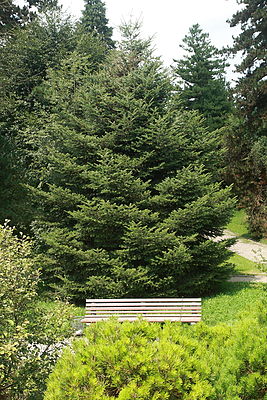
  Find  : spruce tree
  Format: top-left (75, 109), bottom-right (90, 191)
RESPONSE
top-left (80, 0), bottom-right (114, 47)
top-left (225, 0), bottom-right (267, 236)
top-left (173, 24), bottom-right (232, 131)
top-left (28, 23), bottom-right (235, 301)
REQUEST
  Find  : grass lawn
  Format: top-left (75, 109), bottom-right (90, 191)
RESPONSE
top-left (227, 209), bottom-right (249, 237)
top-left (229, 252), bottom-right (261, 274)
top-left (202, 282), bottom-right (267, 326)
top-left (227, 209), bottom-right (267, 244)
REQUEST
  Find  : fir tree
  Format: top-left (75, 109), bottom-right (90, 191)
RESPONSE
top-left (173, 24), bottom-right (232, 131)
top-left (80, 0), bottom-right (114, 47)
top-left (28, 23), bottom-right (235, 301)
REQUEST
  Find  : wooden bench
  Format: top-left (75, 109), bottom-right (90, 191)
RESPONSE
top-left (81, 298), bottom-right (201, 324)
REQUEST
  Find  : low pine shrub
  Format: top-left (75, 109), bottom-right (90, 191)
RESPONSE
top-left (45, 303), bottom-right (267, 400)
top-left (44, 320), bottom-right (214, 400)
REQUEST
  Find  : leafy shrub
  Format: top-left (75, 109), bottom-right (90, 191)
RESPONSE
top-left (0, 222), bottom-right (76, 400)
top-left (45, 303), bottom-right (267, 400)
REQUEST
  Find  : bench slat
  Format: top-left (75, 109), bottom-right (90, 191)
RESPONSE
top-left (82, 316), bottom-right (201, 323)
top-left (85, 310), bottom-right (201, 313)
top-left (82, 298), bottom-right (201, 325)
top-left (86, 298), bottom-right (201, 302)
top-left (86, 303), bottom-right (201, 306)
top-left (84, 310), bottom-right (201, 314)
top-left (83, 314), bottom-right (200, 317)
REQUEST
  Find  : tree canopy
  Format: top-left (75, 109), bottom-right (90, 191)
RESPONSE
top-left (0, 0), bottom-right (59, 35)
top-left (26, 23), bottom-right (235, 301)
top-left (173, 24), bottom-right (232, 131)
top-left (225, 0), bottom-right (267, 236)
top-left (80, 0), bottom-right (114, 47)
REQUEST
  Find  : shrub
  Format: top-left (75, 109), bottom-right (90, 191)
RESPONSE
top-left (212, 303), bottom-right (267, 400)
top-left (44, 319), bottom-right (214, 400)
top-left (45, 303), bottom-right (267, 400)
top-left (0, 222), bottom-right (76, 400)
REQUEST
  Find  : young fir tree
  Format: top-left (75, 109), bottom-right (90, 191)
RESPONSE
top-left (28, 22), bottom-right (235, 301)
top-left (173, 24), bottom-right (232, 131)
top-left (80, 0), bottom-right (114, 48)
top-left (225, 0), bottom-right (267, 236)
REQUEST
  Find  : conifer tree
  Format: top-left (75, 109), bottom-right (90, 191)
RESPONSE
top-left (173, 24), bottom-right (232, 131)
top-left (0, 0), bottom-right (58, 36)
top-left (225, 0), bottom-right (267, 236)
top-left (80, 0), bottom-right (114, 47)
top-left (0, 6), bottom-right (75, 227)
top-left (28, 23), bottom-right (235, 301)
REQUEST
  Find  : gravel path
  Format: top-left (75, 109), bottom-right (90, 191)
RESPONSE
top-left (215, 230), bottom-right (267, 263)
top-left (214, 230), bottom-right (267, 283)
top-left (228, 274), bottom-right (267, 283)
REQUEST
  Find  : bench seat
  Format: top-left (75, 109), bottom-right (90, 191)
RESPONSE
top-left (81, 298), bottom-right (201, 324)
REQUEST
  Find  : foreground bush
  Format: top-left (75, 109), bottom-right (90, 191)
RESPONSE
top-left (0, 223), bottom-right (76, 400)
top-left (45, 303), bottom-right (267, 400)
top-left (45, 320), bottom-right (213, 399)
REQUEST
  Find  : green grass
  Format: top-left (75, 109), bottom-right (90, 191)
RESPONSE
top-left (227, 209), bottom-right (249, 237)
top-left (227, 209), bottom-right (267, 244)
top-left (203, 282), bottom-right (267, 326)
top-left (229, 252), bottom-right (261, 274)
top-left (35, 299), bottom-right (83, 318)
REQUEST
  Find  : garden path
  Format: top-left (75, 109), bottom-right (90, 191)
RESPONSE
top-left (215, 229), bottom-right (267, 263)
top-left (228, 274), bottom-right (267, 283)
top-left (214, 229), bottom-right (267, 283)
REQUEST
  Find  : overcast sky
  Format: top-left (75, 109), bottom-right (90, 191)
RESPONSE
top-left (59, 0), bottom-right (242, 80)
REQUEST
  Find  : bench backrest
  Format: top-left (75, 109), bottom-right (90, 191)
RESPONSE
top-left (81, 298), bottom-right (201, 324)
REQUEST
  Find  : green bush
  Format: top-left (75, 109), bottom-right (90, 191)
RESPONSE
top-left (0, 222), bottom-right (76, 400)
top-left (45, 304), bottom-right (267, 400)
top-left (207, 303), bottom-right (267, 400)
top-left (44, 319), bottom-right (214, 400)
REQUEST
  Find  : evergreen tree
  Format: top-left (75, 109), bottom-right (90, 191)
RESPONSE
top-left (173, 24), bottom-right (232, 131)
top-left (28, 23), bottom-right (235, 301)
top-left (0, 0), bottom-right (26, 34)
top-left (0, 9), bottom-right (75, 99)
top-left (0, 0), bottom-right (58, 36)
top-left (80, 0), bottom-right (114, 47)
top-left (0, 6), bottom-right (76, 227)
top-left (225, 0), bottom-right (267, 236)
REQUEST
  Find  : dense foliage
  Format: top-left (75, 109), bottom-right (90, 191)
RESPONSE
top-left (0, 5), bottom-right (76, 227)
top-left (225, 0), bottom-right (267, 236)
top-left (0, 0), bottom-right (58, 36)
top-left (173, 24), bottom-right (232, 131)
top-left (27, 23), bottom-right (235, 301)
top-left (45, 303), bottom-right (267, 400)
top-left (80, 0), bottom-right (114, 47)
top-left (0, 223), bottom-right (75, 400)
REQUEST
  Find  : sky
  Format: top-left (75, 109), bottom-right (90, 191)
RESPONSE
top-left (59, 0), bottom-right (242, 80)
